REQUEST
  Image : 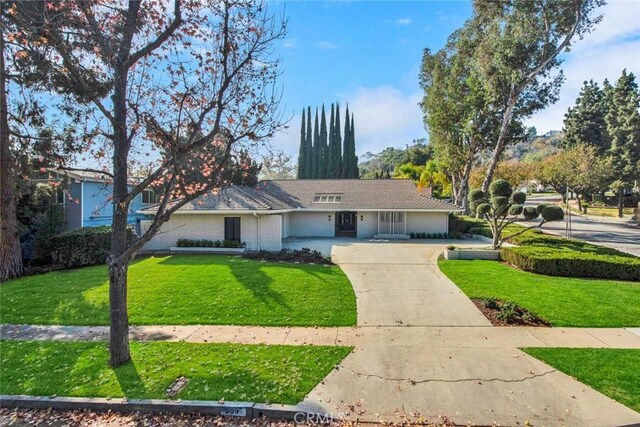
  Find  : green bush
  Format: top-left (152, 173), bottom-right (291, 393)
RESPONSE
top-left (501, 245), bottom-right (640, 281)
top-left (49, 226), bottom-right (135, 268)
top-left (177, 238), bottom-right (244, 249)
top-left (489, 179), bottom-right (512, 197)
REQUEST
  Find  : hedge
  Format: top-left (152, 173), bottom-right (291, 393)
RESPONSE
top-left (49, 226), bottom-right (136, 268)
top-left (501, 246), bottom-right (640, 281)
top-left (176, 238), bottom-right (245, 248)
top-left (451, 215), bottom-right (640, 281)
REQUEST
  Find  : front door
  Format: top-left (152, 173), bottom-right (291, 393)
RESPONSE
top-left (335, 211), bottom-right (357, 237)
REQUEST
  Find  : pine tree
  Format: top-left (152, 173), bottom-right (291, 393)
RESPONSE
top-left (350, 114), bottom-right (359, 178)
top-left (333, 102), bottom-right (342, 178)
top-left (297, 109), bottom-right (306, 178)
top-left (327, 103), bottom-right (336, 178)
top-left (305, 106), bottom-right (313, 179)
top-left (312, 108), bottom-right (320, 178)
top-left (318, 104), bottom-right (328, 179)
top-left (605, 70), bottom-right (640, 217)
top-left (563, 80), bottom-right (610, 154)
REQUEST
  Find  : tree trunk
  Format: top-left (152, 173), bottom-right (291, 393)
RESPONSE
top-left (460, 160), bottom-right (473, 215)
top-left (0, 21), bottom-right (23, 282)
top-left (482, 97), bottom-right (516, 194)
top-left (617, 188), bottom-right (623, 218)
top-left (108, 260), bottom-right (130, 365)
top-left (108, 63), bottom-right (132, 365)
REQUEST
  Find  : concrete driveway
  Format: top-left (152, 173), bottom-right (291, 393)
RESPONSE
top-left (298, 239), bottom-right (640, 426)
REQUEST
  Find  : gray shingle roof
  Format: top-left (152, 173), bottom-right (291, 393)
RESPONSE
top-left (144, 179), bottom-right (460, 212)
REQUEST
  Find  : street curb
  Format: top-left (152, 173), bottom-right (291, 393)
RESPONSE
top-left (0, 395), bottom-right (317, 421)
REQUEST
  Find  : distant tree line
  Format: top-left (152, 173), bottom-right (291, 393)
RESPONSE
top-left (297, 103), bottom-right (358, 179)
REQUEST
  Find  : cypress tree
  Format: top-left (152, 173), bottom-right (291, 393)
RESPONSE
top-left (333, 102), bottom-right (342, 178)
top-left (350, 114), bottom-right (359, 178)
top-left (312, 108), bottom-right (320, 179)
top-left (318, 104), bottom-right (328, 179)
top-left (297, 109), bottom-right (306, 178)
top-left (327, 103), bottom-right (336, 178)
top-left (342, 105), bottom-right (351, 178)
top-left (305, 106), bottom-right (313, 178)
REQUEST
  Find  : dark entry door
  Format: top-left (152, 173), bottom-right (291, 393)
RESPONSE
top-left (224, 217), bottom-right (241, 241)
top-left (335, 211), bottom-right (357, 237)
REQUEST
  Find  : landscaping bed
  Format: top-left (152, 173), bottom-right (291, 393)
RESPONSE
top-left (471, 298), bottom-right (550, 327)
top-left (439, 259), bottom-right (640, 327)
top-left (244, 247), bottom-right (331, 264)
top-left (0, 340), bottom-right (352, 405)
top-left (0, 255), bottom-right (356, 327)
top-left (523, 348), bottom-right (640, 412)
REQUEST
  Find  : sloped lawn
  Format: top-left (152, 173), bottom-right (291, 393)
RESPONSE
top-left (523, 348), bottom-right (640, 412)
top-left (0, 340), bottom-right (352, 404)
top-left (0, 255), bottom-right (356, 327)
top-left (439, 259), bottom-right (640, 327)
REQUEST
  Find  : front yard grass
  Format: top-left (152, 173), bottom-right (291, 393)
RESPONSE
top-left (0, 340), bottom-right (352, 404)
top-left (523, 348), bottom-right (640, 412)
top-left (439, 259), bottom-right (640, 327)
top-left (0, 255), bottom-right (356, 327)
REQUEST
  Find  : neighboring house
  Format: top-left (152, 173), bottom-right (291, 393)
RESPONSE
top-left (33, 169), bottom-right (154, 231)
top-left (139, 179), bottom-right (461, 252)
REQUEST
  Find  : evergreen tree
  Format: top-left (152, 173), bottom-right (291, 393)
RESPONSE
top-left (327, 103), bottom-right (336, 178)
top-left (318, 104), bottom-right (328, 178)
top-left (333, 102), bottom-right (343, 177)
top-left (350, 114), bottom-right (360, 178)
top-left (297, 108), bottom-right (306, 178)
top-left (305, 106), bottom-right (313, 178)
top-left (342, 105), bottom-right (351, 178)
top-left (312, 108), bottom-right (320, 178)
top-left (563, 80), bottom-right (610, 154)
top-left (605, 70), bottom-right (640, 217)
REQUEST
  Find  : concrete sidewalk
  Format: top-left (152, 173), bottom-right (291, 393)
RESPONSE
top-left (3, 324), bottom-right (640, 349)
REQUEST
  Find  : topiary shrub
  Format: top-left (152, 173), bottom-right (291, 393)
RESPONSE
top-left (468, 180), bottom-right (564, 249)
top-left (541, 205), bottom-right (564, 222)
top-left (50, 226), bottom-right (136, 268)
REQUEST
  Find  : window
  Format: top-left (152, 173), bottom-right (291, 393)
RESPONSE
top-left (224, 217), bottom-right (241, 241)
top-left (142, 189), bottom-right (158, 204)
top-left (55, 188), bottom-right (65, 205)
top-left (313, 194), bottom-right (342, 203)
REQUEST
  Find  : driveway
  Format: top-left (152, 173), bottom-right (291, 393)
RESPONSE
top-left (297, 239), bottom-right (640, 426)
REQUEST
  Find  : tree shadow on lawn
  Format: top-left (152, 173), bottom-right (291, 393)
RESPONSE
top-left (156, 255), bottom-right (341, 309)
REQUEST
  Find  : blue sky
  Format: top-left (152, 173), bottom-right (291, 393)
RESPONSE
top-left (266, 0), bottom-right (640, 159)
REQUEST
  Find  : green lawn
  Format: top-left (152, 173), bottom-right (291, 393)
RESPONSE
top-left (0, 255), bottom-right (356, 327)
top-left (523, 348), bottom-right (640, 412)
top-left (0, 340), bottom-right (351, 404)
top-left (439, 259), bottom-right (640, 327)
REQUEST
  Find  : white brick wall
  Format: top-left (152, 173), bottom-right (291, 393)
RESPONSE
top-left (289, 211), bottom-right (334, 237)
top-left (258, 214), bottom-right (282, 251)
top-left (357, 211), bottom-right (377, 237)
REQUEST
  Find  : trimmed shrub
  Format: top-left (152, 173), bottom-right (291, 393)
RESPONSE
top-left (49, 226), bottom-right (136, 268)
top-left (510, 191), bottom-right (526, 205)
top-left (541, 205), bottom-right (564, 222)
top-left (244, 247), bottom-right (330, 264)
top-left (501, 244), bottom-right (640, 281)
top-left (522, 206), bottom-right (539, 220)
top-left (489, 179), bottom-right (512, 197)
top-left (177, 238), bottom-right (244, 248)
top-left (508, 205), bottom-right (524, 216)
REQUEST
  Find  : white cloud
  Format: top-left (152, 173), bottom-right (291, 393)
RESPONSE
top-left (343, 86), bottom-right (425, 156)
top-left (266, 86), bottom-right (426, 158)
top-left (317, 41), bottom-right (337, 50)
top-left (527, 0), bottom-right (640, 133)
top-left (282, 39), bottom-right (297, 49)
top-left (397, 18), bottom-right (413, 26)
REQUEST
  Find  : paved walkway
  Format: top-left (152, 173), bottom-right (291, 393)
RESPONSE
top-left (2, 240), bottom-right (639, 425)
top-left (2, 323), bottom-right (640, 348)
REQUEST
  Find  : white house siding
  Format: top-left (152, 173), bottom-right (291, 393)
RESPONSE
top-left (289, 211), bottom-right (334, 237)
top-left (141, 214), bottom-right (263, 250)
top-left (357, 211), bottom-right (378, 238)
top-left (281, 213), bottom-right (291, 238)
top-left (406, 211), bottom-right (448, 235)
top-left (258, 214), bottom-right (282, 251)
